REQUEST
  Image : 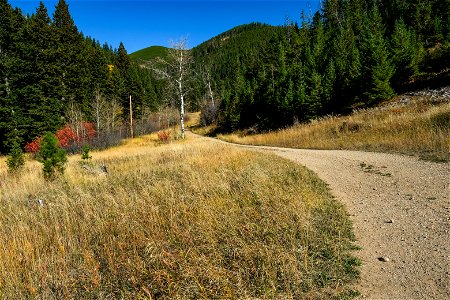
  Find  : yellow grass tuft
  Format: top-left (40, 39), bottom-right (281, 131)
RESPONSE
top-left (0, 134), bottom-right (358, 298)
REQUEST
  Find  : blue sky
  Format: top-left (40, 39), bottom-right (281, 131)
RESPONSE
top-left (10, 1), bottom-right (321, 53)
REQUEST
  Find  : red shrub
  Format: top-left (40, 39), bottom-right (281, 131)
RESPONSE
top-left (81, 122), bottom-right (96, 143)
top-left (157, 130), bottom-right (172, 143)
top-left (56, 125), bottom-right (80, 148)
top-left (25, 137), bottom-right (42, 153)
top-left (55, 123), bottom-right (96, 149)
top-left (83, 122), bottom-right (96, 140)
top-left (24, 122), bottom-right (97, 153)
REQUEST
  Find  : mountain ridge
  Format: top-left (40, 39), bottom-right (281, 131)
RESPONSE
top-left (129, 22), bottom-right (280, 61)
top-left (129, 45), bottom-right (170, 61)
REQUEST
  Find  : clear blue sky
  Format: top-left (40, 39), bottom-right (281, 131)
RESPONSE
top-left (10, 1), bottom-right (321, 53)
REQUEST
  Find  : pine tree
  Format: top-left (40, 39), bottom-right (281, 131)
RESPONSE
top-left (6, 136), bottom-right (25, 173)
top-left (117, 42), bottom-right (131, 75)
top-left (0, 2), bottom-right (30, 151)
top-left (391, 19), bottom-right (423, 85)
top-left (52, 0), bottom-right (85, 110)
top-left (322, 60), bottom-right (336, 111)
top-left (38, 132), bottom-right (67, 180)
top-left (330, 16), bottom-right (362, 109)
top-left (306, 70), bottom-right (323, 119)
top-left (360, 6), bottom-right (395, 104)
top-left (116, 42), bottom-right (133, 118)
top-left (27, 2), bottom-right (63, 138)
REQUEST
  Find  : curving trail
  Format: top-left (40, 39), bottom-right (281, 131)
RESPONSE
top-left (189, 132), bottom-right (450, 299)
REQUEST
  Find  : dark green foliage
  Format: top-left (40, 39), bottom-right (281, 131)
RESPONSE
top-left (194, 1), bottom-right (449, 132)
top-left (1, 0), bottom-right (449, 143)
top-left (81, 145), bottom-right (92, 161)
top-left (360, 7), bottom-right (395, 103)
top-left (38, 132), bottom-right (67, 180)
top-left (390, 19), bottom-right (422, 85)
top-left (129, 45), bottom-right (169, 62)
top-left (6, 137), bottom-right (25, 173)
top-left (0, 0), bottom-right (161, 154)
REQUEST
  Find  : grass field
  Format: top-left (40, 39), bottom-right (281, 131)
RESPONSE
top-left (199, 95), bottom-right (450, 162)
top-left (0, 133), bottom-right (359, 299)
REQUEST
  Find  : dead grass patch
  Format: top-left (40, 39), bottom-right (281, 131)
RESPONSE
top-left (211, 99), bottom-right (450, 162)
top-left (0, 134), bottom-right (358, 299)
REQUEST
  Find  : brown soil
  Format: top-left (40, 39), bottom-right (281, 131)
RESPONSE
top-left (190, 132), bottom-right (450, 299)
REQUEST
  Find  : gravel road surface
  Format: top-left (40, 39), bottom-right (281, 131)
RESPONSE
top-left (191, 132), bottom-right (450, 299)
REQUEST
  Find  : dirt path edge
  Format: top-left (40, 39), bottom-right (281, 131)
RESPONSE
top-left (189, 132), bottom-right (450, 300)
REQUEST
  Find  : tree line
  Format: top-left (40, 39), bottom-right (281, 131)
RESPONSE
top-left (1, 0), bottom-right (449, 153)
top-left (0, 0), bottom-right (160, 154)
top-left (192, 0), bottom-right (450, 131)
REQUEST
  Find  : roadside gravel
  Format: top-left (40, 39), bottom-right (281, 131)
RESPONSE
top-left (191, 132), bottom-right (450, 299)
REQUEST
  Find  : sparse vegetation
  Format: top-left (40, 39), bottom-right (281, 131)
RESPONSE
top-left (206, 96), bottom-right (450, 162)
top-left (0, 133), bottom-right (358, 299)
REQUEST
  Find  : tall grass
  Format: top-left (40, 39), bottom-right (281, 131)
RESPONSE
top-left (0, 133), bottom-right (358, 299)
top-left (213, 98), bottom-right (450, 162)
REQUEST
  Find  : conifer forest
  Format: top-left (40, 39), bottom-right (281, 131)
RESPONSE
top-left (1, 0), bottom-right (449, 153)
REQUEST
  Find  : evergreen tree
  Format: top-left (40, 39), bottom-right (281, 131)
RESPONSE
top-left (116, 42), bottom-right (132, 117)
top-left (38, 132), bottom-right (67, 180)
top-left (306, 70), bottom-right (323, 119)
top-left (27, 2), bottom-right (63, 138)
top-left (6, 136), bottom-right (25, 173)
top-left (391, 19), bottom-right (423, 85)
top-left (52, 0), bottom-right (85, 110)
top-left (0, 3), bottom-right (30, 151)
top-left (322, 60), bottom-right (336, 112)
top-left (360, 7), bottom-right (395, 103)
top-left (117, 42), bottom-right (131, 75)
top-left (331, 23), bottom-right (362, 108)
top-left (0, 0), bottom-right (158, 152)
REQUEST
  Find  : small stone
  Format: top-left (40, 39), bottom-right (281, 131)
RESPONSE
top-left (378, 256), bottom-right (390, 262)
top-left (384, 219), bottom-right (393, 224)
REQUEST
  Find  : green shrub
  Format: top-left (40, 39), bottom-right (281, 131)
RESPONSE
top-left (6, 138), bottom-right (25, 173)
top-left (81, 145), bottom-right (92, 161)
top-left (38, 132), bottom-right (68, 180)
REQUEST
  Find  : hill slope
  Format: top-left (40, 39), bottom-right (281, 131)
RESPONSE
top-left (129, 45), bottom-right (169, 62)
top-left (191, 22), bottom-right (283, 77)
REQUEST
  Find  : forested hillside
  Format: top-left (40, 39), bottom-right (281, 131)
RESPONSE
top-left (0, 0), bottom-right (160, 153)
top-left (194, 0), bottom-right (450, 131)
top-left (1, 0), bottom-right (449, 153)
top-left (129, 45), bottom-right (169, 62)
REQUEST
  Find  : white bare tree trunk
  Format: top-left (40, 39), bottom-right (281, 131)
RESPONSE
top-left (178, 49), bottom-right (185, 139)
top-left (207, 78), bottom-right (215, 108)
top-left (129, 95), bottom-right (134, 138)
top-left (146, 37), bottom-right (191, 140)
top-left (94, 89), bottom-right (101, 137)
top-left (180, 92), bottom-right (185, 139)
top-left (5, 77), bottom-right (10, 97)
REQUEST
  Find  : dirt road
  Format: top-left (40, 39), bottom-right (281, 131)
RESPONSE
top-left (191, 132), bottom-right (450, 299)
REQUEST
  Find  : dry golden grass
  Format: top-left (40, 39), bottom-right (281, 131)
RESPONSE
top-left (212, 98), bottom-right (450, 162)
top-left (185, 112), bottom-right (201, 128)
top-left (0, 133), bottom-right (358, 299)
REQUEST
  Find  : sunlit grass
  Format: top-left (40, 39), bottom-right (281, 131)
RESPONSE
top-left (207, 97), bottom-right (450, 162)
top-left (0, 133), bottom-right (358, 298)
